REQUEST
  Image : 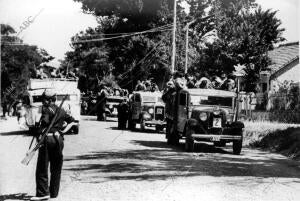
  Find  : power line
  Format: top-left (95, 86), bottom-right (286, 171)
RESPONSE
top-left (119, 52), bottom-right (158, 88)
top-left (73, 25), bottom-right (172, 44)
top-left (118, 37), bottom-right (166, 80)
top-left (74, 28), bottom-right (172, 44)
top-left (84, 24), bottom-right (173, 37)
top-left (119, 41), bottom-right (163, 88)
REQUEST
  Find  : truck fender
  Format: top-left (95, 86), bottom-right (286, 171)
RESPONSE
top-left (186, 118), bottom-right (198, 129)
top-left (140, 111), bottom-right (151, 120)
top-left (105, 108), bottom-right (111, 115)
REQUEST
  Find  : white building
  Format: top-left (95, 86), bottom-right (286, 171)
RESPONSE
top-left (259, 42), bottom-right (299, 93)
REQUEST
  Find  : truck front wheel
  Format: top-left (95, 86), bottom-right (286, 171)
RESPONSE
top-left (233, 140), bottom-right (242, 155)
top-left (232, 129), bottom-right (243, 155)
top-left (185, 128), bottom-right (195, 152)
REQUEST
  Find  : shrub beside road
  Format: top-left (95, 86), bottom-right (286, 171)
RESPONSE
top-left (244, 121), bottom-right (300, 160)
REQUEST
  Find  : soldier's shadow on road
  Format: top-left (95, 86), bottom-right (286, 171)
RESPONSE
top-left (0, 130), bottom-right (30, 136)
top-left (106, 126), bottom-right (163, 134)
top-left (63, 139), bottom-right (300, 183)
top-left (0, 193), bottom-right (32, 200)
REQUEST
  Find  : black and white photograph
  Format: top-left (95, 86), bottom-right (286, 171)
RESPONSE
top-left (0, 0), bottom-right (299, 200)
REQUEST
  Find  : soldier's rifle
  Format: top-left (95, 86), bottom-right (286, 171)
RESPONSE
top-left (21, 94), bottom-right (68, 165)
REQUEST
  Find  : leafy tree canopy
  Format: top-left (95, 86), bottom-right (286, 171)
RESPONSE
top-left (1, 24), bottom-right (54, 100)
top-left (66, 0), bottom-right (284, 92)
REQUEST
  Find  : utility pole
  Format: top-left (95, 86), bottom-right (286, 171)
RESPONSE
top-left (184, 20), bottom-right (196, 74)
top-left (0, 24), bottom-right (2, 105)
top-left (171, 0), bottom-right (177, 74)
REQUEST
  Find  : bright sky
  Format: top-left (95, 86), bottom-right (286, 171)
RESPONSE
top-left (0, 0), bottom-right (299, 67)
top-left (0, 0), bottom-right (98, 67)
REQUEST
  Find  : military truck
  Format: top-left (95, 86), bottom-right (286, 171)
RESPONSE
top-left (164, 88), bottom-right (244, 154)
top-left (128, 91), bottom-right (166, 131)
top-left (24, 78), bottom-right (80, 134)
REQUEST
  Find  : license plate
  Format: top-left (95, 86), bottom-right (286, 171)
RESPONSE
top-left (213, 118), bottom-right (222, 128)
top-left (156, 108), bottom-right (163, 114)
top-left (212, 136), bottom-right (221, 141)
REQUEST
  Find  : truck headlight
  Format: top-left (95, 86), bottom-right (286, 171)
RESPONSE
top-left (199, 112), bottom-right (208, 121)
top-left (226, 115), bottom-right (233, 123)
top-left (148, 108), bottom-right (154, 114)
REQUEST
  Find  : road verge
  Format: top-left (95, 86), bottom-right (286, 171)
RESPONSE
top-left (243, 121), bottom-right (300, 160)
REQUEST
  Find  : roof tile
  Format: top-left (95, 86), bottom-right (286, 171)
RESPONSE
top-left (267, 42), bottom-right (299, 74)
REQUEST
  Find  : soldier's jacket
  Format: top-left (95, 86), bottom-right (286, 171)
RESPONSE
top-left (39, 104), bottom-right (75, 134)
top-left (97, 89), bottom-right (108, 111)
top-left (162, 87), bottom-right (176, 120)
top-left (117, 102), bottom-right (129, 117)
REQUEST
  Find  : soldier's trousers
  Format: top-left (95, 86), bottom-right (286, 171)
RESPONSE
top-left (118, 116), bottom-right (127, 129)
top-left (36, 134), bottom-right (64, 198)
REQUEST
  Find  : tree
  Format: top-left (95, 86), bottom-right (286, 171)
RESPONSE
top-left (189, 0), bottom-right (285, 92)
top-left (1, 24), bottom-right (54, 100)
top-left (67, 0), bottom-right (189, 91)
top-left (69, 0), bottom-right (284, 92)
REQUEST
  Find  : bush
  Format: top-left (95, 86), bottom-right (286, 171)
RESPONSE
top-left (269, 110), bottom-right (300, 124)
top-left (243, 121), bottom-right (300, 160)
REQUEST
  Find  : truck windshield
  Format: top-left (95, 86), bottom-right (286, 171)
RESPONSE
top-left (190, 95), bottom-right (233, 107)
top-left (33, 94), bottom-right (75, 103)
top-left (56, 95), bottom-right (70, 101)
top-left (32, 95), bottom-right (43, 103)
top-left (107, 97), bottom-right (124, 103)
top-left (142, 96), bottom-right (156, 103)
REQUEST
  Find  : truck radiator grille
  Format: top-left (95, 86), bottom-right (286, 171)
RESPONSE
top-left (155, 106), bottom-right (164, 121)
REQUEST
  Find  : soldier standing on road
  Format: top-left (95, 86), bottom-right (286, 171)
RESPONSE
top-left (30, 89), bottom-right (75, 201)
top-left (96, 85), bottom-right (108, 121)
top-left (117, 99), bottom-right (129, 129)
top-left (162, 71), bottom-right (186, 139)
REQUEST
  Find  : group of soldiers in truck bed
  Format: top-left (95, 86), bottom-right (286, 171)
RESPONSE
top-left (175, 71), bottom-right (237, 92)
top-left (80, 85), bottom-right (129, 116)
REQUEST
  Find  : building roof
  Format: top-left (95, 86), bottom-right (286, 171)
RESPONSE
top-left (267, 42), bottom-right (299, 76)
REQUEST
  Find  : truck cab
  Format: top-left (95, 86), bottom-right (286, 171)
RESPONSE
top-left (105, 95), bottom-right (127, 117)
top-left (165, 88), bottom-right (244, 154)
top-left (128, 91), bottom-right (166, 131)
top-left (24, 79), bottom-right (81, 134)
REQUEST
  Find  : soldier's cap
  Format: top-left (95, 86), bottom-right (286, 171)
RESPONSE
top-left (43, 89), bottom-right (56, 98)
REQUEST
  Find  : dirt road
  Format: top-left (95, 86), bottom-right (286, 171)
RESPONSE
top-left (0, 116), bottom-right (299, 201)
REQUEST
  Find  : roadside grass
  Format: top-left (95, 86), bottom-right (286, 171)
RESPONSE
top-left (243, 121), bottom-right (300, 160)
